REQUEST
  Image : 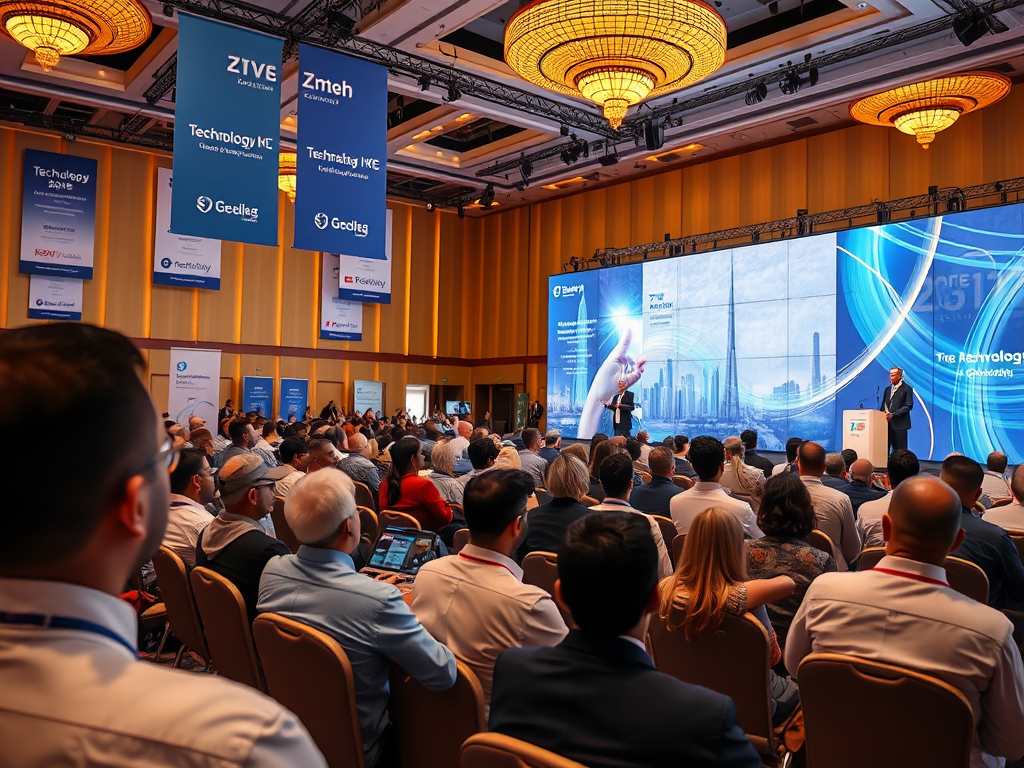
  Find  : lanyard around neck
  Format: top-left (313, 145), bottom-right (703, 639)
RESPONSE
top-left (458, 552), bottom-right (515, 577)
top-left (0, 610), bottom-right (137, 656)
top-left (871, 567), bottom-right (949, 588)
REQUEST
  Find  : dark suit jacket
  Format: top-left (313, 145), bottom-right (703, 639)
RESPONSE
top-left (674, 456), bottom-right (698, 479)
top-left (604, 390), bottom-right (636, 432)
top-left (628, 476), bottom-right (685, 516)
top-left (489, 631), bottom-right (761, 768)
top-left (518, 497), bottom-right (595, 560)
top-left (840, 479), bottom-right (888, 516)
top-left (880, 382), bottom-right (913, 430)
top-left (743, 450), bottom-right (774, 479)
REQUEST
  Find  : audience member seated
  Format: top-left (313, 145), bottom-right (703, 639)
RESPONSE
top-left (857, 450), bottom-right (919, 549)
top-left (720, 436), bottom-right (765, 511)
top-left (260, 469), bottom-right (457, 768)
top-left (196, 454), bottom-right (290, 623)
top-left (163, 448), bottom-right (216, 567)
top-left (741, 429), bottom-right (775, 479)
top-left (838, 459), bottom-right (887, 515)
top-left (214, 417), bottom-right (273, 470)
top-left (796, 441), bottom-right (860, 571)
top-left (589, 432), bottom-right (609, 461)
top-left (518, 455), bottom-right (595, 560)
top-left (941, 455), bottom-right (1024, 611)
top-left (591, 453), bottom-right (673, 580)
top-left (670, 436), bottom-right (763, 540)
top-left (379, 436), bottom-right (453, 533)
top-left (786, 476), bottom-right (1024, 768)
top-left (984, 465), bottom-right (1024, 531)
top-left (659, 507), bottom-right (799, 725)
top-left (539, 430), bottom-right (561, 465)
top-left (746, 474), bottom-right (837, 649)
top-left (841, 448), bottom-right (858, 473)
top-left (772, 437), bottom-right (803, 476)
top-left (458, 437), bottom-right (499, 488)
top-left (413, 470), bottom-right (567, 715)
top-left (983, 452), bottom-right (1012, 501)
top-left (561, 442), bottom-right (590, 468)
top-left (337, 431), bottom-right (383, 493)
top-left (626, 436), bottom-right (648, 475)
top-left (271, 435), bottom-right (308, 501)
top-left (586, 439), bottom-right (621, 503)
top-left (636, 430), bottom-right (654, 469)
top-left (0, 323), bottom-right (325, 767)
top-left (820, 452), bottom-right (849, 489)
top-left (488, 513), bottom-right (762, 768)
top-left (672, 435), bottom-right (698, 479)
top-left (628, 446), bottom-right (685, 516)
top-left (189, 427), bottom-right (215, 458)
top-left (428, 440), bottom-right (464, 506)
top-left (495, 445), bottom-right (522, 470)
top-left (518, 428), bottom-right (548, 489)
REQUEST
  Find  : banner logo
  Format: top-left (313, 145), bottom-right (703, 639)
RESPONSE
top-left (197, 196), bottom-right (213, 213)
top-left (177, 361), bottom-right (188, 372)
top-left (35, 299), bottom-right (43, 306)
top-left (161, 258), bottom-right (173, 269)
top-left (315, 212), bottom-right (329, 230)
top-left (344, 275), bottom-right (353, 283)
top-left (554, 284), bottom-right (583, 298)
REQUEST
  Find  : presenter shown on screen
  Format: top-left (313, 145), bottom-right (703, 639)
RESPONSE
top-left (880, 366), bottom-right (913, 452)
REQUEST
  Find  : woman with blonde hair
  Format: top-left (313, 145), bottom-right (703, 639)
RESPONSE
top-left (658, 507), bottom-right (799, 724)
top-left (720, 436), bottom-right (765, 511)
top-left (518, 455), bottom-right (594, 560)
top-left (494, 445), bottom-right (522, 470)
top-left (561, 443), bottom-right (589, 466)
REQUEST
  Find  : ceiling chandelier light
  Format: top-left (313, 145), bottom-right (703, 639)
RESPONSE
top-left (279, 152), bottom-right (297, 202)
top-left (504, 0), bottom-right (727, 130)
top-left (850, 72), bottom-right (1010, 150)
top-left (0, 0), bottom-right (152, 72)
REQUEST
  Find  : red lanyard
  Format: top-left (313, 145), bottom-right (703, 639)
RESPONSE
top-left (458, 552), bottom-right (516, 577)
top-left (871, 567), bottom-right (950, 588)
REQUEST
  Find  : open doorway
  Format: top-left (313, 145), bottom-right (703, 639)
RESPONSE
top-left (405, 384), bottom-right (429, 422)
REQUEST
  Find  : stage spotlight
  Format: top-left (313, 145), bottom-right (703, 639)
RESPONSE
top-left (425, 202), bottom-right (435, 211)
top-left (643, 118), bottom-right (665, 151)
top-left (779, 67), bottom-right (818, 95)
top-left (418, 75), bottom-right (432, 91)
top-left (162, 3), bottom-right (174, 17)
top-left (768, 1), bottom-right (779, 14)
top-left (953, 13), bottom-right (998, 46)
top-left (745, 82), bottom-right (768, 106)
top-left (598, 152), bottom-right (619, 167)
top-left (478, 185), bottom-right (495, 207)
top-left (445, 83), bottom-right (462, 102)
top-left (326, 9), bottom-right (356, 36)
top-left (520, 160), bottom-right (534, 185)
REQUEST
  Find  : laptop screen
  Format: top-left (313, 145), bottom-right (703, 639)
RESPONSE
top-left (368, 526), bottom-right (439, 575)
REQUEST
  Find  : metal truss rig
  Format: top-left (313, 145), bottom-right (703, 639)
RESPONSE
top-left (564, 176), bottom-right (1024, 272)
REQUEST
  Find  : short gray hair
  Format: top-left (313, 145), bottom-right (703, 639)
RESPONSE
top-left (546, 455), bottom-right (589, 500)
top-left (544, 429), bottom-right (561, 446)
top-left (285, 468), bottom-right (356, 546)
top-left (825, 453), bottom-right (846, 478)
top-left (431, 439), bottom-right (456, 475)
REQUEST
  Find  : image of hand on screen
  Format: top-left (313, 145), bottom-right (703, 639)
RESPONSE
top-left (578, 324), bottom-right (646, 439)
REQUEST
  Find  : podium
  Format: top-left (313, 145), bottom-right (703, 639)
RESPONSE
top-left (842, 410), bottom-right (888, 469)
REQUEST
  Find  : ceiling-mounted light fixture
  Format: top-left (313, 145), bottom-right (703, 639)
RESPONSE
top-left (850, 71), bottom-right (1010, 150)
top-left (504, 0), bottom-right (726, 129)
top-left (779, 67), bottom-right (818, 95)
top-left (445, 82), bottom-right (461, 102)
top-left (520, 159), bottom-right (534, 185)
top-left (0, 0), bottom-right (152, 72)
top-left (418, 74), bottom-right (431, 91)
top-left (478, 184), bottom-right (496, 207)
top-left (278, 152), bottom-right (297, 202)
top-left (744, 82), bottom-right (768, 106)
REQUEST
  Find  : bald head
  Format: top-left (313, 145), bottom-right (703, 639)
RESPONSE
top-left (1012, 464), bottom-right (1024, 504)
top-left (884, 476), bottom-right (964, 565)
top-left (797, 441), bottom-right (826, 476)
top-left (849, 459), bottom-right (874, 483)
top-left (457, 420), bottom-right (472, 439)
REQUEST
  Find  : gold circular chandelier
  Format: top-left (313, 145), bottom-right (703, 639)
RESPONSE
top-left (504, 0), bottom-right (727, 129)
top-left (850, 72), bottom-right (1010, 150)
top-left (279, 152), bottom-right (297, 203)
top-left (0, 0), bottom-right (152, 72)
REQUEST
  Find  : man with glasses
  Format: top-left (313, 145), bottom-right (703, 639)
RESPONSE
top-left (0, 324), bottom-right (324, 767)
top-left (196, 453), bottom-right (290, 623)
top-left (162, 448), bottom-right (216, 567)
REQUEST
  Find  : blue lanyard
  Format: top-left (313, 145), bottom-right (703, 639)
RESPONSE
top-left (0, 611), bottom-right (137, 656)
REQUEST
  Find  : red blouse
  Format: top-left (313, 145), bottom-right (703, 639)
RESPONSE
top-left (379, 473), bottom-right (453, 532)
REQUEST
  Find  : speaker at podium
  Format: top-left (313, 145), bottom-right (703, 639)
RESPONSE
top-left (842, 410), bottom-right (888, 469)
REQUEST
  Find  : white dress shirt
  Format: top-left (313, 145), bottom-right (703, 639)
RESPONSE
top-left (984, 502), bottom-right (1024, 532)
top-left (800, 476), bottom-right (860, 571)
top-left (0, 578), bottom-right (325, 768)
top-left (669, 481), bottom-right (764, 540)
top-left (785, 556), bottom-right (1024, 768)
top-left (411, 544), bottom-right (567, 715)
top-left (982, 472), bottom-right (1012, 502)
top-left (591, 499), bottom-right (674, 579)
top-left (161, 494), bottom-right (214, 568)
top-left (857, 492), bottom-right (892, 550)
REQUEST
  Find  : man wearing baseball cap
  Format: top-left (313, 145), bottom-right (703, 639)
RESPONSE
top-left (196, 453), bottom-right (290, 623)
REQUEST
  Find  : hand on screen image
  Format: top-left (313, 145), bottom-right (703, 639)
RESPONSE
top-left (577, 325), bottom-right (646, 439)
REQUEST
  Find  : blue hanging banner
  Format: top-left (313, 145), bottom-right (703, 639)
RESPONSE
top-left (294, 43), bottom-right (387, 258)
top-left (171, 13), bottom-right (281, 246)
top-left (242, 376), bottom-right (274, 417)
top-left (280, 378), bottom-right (308, 421)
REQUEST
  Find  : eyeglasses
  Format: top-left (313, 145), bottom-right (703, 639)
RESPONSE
top-left (132, 436), bottom-right (181, 479)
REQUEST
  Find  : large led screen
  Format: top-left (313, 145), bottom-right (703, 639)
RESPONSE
top-left (547, 203), bottom-right (1024, 462)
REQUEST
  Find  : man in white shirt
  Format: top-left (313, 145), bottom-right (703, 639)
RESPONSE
top-left (985, 465), bottom-right (1024, 531)
top-left (670, 435), bottom-right (763, 540)
top-left (797, 441), bottom-right (859, 570)
top-left (982, 452), bottom-right (1012, 502)
top-left (162, 447), bottom-right (216, 567)
top-left (518, 428), bottom-right (549, 489)
top-left (412, 469), bottom-right (567, 715)
top-left (786, 475), bottom-right (1024, 768)
top-left (0, 323), bottom-right (325, 768)
top-left (591, 452), bottom-right (674, 579)
top-left (857, 449), bottom-right (919, 550)
top-left (771, 437), bottom-right (802, 476)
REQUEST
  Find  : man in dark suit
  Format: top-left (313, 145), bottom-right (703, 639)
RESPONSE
top-left (489, 512), bottom-right (761, 768)
top-left (879, 366), bottom-right (913, 452)
top-left (740, 430), bottom-right (774, 479)
top-left (603, 380), bottom-right (636, 437)
top-left (629, 446), bottom-right (685, 516)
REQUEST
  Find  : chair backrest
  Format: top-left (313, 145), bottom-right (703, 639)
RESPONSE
top-left (461, 733), bottom-right (589, 768)
top-left (450, 502), bottom-right (465, 519)
top-left (380, 509), bottom-right (424, 531)
top-left (353, 480), bottom-right (378, 513)
top-left (390, 660), bottom-right (485, 768)
top-left (798, 653), bottom-right (974, 768)
top-left (991, 497), bottom-right (1013, 508)
top-left (253, 613), bottom-right (366, 768)
top-left (151, 546), bottom-right (209, 661)
top-left (357, 506), bottom-right (378, 545)
top-left (1006, 530), bottom-right (1024, 564)
top-left (636, 470), bottom-right (653, 484)
top-left (270, 497), bottom-right (300, 553)
top-left (648, 611), bottom-right (777, 752)
top-left (189, 567), bottom-right (264, 691)
top-left (579, 495), bottom-right (598, 507)
top-left (672, 475), bottom-right (694, 490)
top-left (671, 533), bottom-right (686, 567)
top-left (804, 529), bottom-right (835, 557)
top-left (652, 516), bottom-right (677, 562)
top-left (452, 527), bottom-right (472, 554)
top-left (858, 549), bottom-right (989, 604)
top-left (521, 551), bottom-right (559, 595)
